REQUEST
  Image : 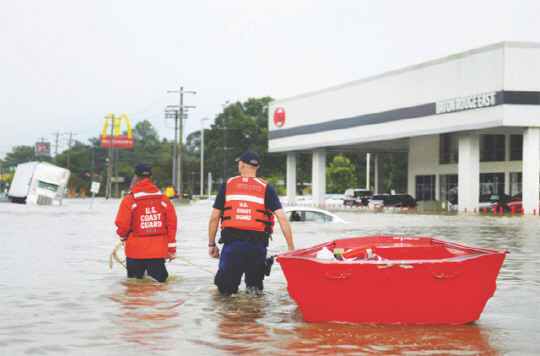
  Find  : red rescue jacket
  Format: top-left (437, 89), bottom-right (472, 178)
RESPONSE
top-left (115, 179), bottom-right (177, 259)
top-left (220, 176), bottom-right (274, 233)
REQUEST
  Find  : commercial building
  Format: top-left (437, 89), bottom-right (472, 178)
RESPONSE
top-left (268, 42), bottom-right (540, 214)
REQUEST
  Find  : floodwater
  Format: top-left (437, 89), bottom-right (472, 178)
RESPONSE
top-left (0, 199), bottom-right (538, 356)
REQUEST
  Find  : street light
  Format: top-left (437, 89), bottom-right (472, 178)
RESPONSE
top-left (200, 118), bottom-right (209, 196)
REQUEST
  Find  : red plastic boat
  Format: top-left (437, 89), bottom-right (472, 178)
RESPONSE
top-left (277, 235), bottom-right (508, 324)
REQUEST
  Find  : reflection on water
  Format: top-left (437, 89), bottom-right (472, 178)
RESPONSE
top-left (214, 295), bottom-right (272, 354)
top-left (286, 323), bottom-right (498, 355)
top-left (107, 279), bottom-right (185, 350)
top-left (0, 200), bottom-right (538, 355)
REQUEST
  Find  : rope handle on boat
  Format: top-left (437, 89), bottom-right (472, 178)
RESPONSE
top-left (325, 272), bottom-right (351, 280)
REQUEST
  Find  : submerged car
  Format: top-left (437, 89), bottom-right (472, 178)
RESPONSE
top-left (284, 207), bottom-right (346, 223)
top-left (343, 189), bottom-right (373, 206)
top-left (368, 194), bottom-right (417, 209)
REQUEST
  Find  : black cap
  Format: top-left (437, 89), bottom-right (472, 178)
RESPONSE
top-left (235, 150), bottom-right (260, 167)
top-left (134, 163), bottom-right (152, 177)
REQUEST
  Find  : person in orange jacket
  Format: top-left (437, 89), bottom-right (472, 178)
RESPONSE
top-left (115, 163), bottom-right (178, 283)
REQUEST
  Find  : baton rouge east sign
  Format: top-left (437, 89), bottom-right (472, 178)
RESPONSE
top-left (436, 92), bottom-right (496, 114)
top-left (100, 114), bottom-right (134, 148)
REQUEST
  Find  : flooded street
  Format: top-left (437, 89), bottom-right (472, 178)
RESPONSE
top-left (0, 199), bottom-right (538, 355)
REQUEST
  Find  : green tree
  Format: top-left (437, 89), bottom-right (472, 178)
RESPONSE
top-left (3, 145), bottom-right (45, 167)
top-left (203, 97), bottom-right (286, 186)
top-left (384, 152), bottom-right (408, 193)
top-left (133, 120), bottom-right (160, 147)
top-left (326, 154), bottom-right (357, 193)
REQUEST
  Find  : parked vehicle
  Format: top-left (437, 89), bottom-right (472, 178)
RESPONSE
top-left (0, 192), bottom-right (10, 203)
top-left (478, 193), bottom-right (511, 212)
top-left (343, 189), bottom-right (373, 206)
top-left (8, 162), bottom-right (70, 205)
top-left (325, 194), bottom-right (344, 205)
top-left (277, 235), bottom-right (508, 324)
top-left (368, 194), bottom-right (417, 209)
top-left (284, 207), bottom-right (346, 223)
top-left (491, 191), bottom-right (540, 213)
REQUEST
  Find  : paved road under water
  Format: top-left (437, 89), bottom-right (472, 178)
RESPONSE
top-left (0, 199), bottom-right (538, 355)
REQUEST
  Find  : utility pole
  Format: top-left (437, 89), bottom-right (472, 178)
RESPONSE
top-left (52, 131), bottom-right (60, 164)
top-left (165, 107), bottom-right (179, 191)
top-left (167, 86), bottom-right (196, 197)
top-left (223, 111), bottom-right (227, 179)
top-left (222, 101), bottom-right (229, 179)
top-left (91, 146), bottom-right (95, 184)
top-left (200, 118), bottom-right (209, 195)
top-left (105, 116), bottom-right (114, 199)
top-left (115, 147), bottom-right (119, 198)
top-left (67, 131), bottom-right (73, 169)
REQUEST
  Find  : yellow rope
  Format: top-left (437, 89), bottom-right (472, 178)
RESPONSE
top-left (109, 242), bottom-right (286, 284)
top-left (109, 241), bottom-right (215, 275)
top-left (109, 241), bottom-right (126, 269)
top-left (176, 256), bottom-right (216, 275)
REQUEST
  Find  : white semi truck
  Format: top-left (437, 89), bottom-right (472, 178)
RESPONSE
top-left (8, 162), bottom-right (70, 205)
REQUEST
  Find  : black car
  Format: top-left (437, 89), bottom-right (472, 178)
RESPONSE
top-left (368, 194), bottom-right (417, 209)
top-left (343, 189), bottom-right (373, 206)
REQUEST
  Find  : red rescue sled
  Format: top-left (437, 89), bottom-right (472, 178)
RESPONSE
top-left (277, 235), bottom-right (508, 324)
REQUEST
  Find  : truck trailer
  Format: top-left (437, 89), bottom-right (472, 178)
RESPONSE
top-left (8, 162), bottom-right (70, 205)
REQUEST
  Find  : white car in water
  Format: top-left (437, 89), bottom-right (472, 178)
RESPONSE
top-left (284, 206), bottom-right (346, 223)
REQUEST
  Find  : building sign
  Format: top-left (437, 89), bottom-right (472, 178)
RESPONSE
top-left (35, 142), bottom-right (51, 157)
top-left (436, 92), bottom-right (497, 114)
top-left (274, 107), bottom-right (286, 127)
top-left (100, 114), bottom-right (134, 148)
top-left (100, 136), bottom-right (134, 148)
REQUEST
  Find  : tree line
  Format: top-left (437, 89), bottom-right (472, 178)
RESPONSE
top-left (1, 97), bottom-right (408, 196)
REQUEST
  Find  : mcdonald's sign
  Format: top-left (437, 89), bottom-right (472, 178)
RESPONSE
top-left (100, 114), bottom-right (134, 148)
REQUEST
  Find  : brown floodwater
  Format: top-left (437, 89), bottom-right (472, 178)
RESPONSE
top-left (0, 199), bottom-right (538, 355)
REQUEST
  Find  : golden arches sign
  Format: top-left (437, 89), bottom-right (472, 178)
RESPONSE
top-left (100, 114), bottom-right (134, 148)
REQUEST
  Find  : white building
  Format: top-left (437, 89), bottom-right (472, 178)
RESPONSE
top-left (268, 42), bottom-right (540, 214)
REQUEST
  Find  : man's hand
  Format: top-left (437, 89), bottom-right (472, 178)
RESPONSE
top-left (168, 252), bottom-right (177, 262)
top-left (209, 245), bottom-right (220, 259)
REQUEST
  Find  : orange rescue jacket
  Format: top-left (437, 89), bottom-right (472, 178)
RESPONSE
top-left (220, 176), bottom-right (274, 233)
top-left (115, 179), bottom-right (177, 259)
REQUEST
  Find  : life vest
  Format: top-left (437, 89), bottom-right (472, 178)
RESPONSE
top-left (221, 176), bottom-right (275, 233)
top-left (343, 245), bottom-right (377, 259)
top-left (131, 191), bottom-right (167, 237)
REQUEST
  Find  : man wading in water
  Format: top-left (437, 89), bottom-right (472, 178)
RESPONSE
top-left (208, 150), bottom-right (295, 296)
top-left (115, 163), bottom-right (178, 283)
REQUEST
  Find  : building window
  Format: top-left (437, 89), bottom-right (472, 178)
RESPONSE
top-left (509, 135), bottom-right (523, 161)
top-left (480, 173), bottom-right (505, 195)
top-left (440, 134), bottom-right (459, 164)
top-left (510, 172), bottom-right (522, 196)
top-left (440, 174), bottom-right (458, 204)
top-left (416, 175), bottom-right (435, 201)
top-left (480, 134), bottom-right (505, 162)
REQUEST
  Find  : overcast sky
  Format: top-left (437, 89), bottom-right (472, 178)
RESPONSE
top-left (1, 0), bottom-right (539, 159)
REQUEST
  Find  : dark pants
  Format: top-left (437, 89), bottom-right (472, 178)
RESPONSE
top-left (214, 241), bottom-right (267, 296)
top-left (126, 257), bottom-right (168, 283)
